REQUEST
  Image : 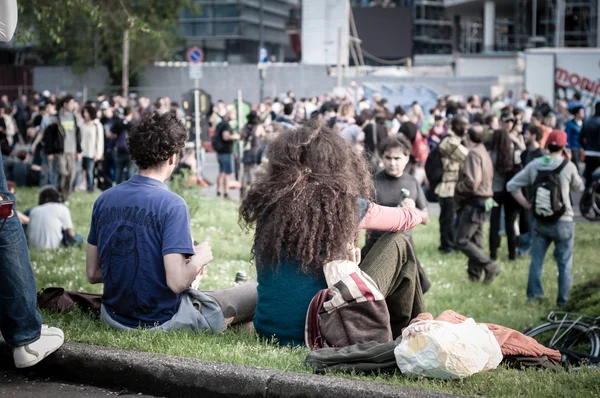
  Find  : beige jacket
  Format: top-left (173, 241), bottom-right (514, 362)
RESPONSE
top-left (434, 130), bottom-right (469, 198)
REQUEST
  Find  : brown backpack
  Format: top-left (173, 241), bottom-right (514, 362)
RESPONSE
top-left (37, 287), bottom-right (102, 315)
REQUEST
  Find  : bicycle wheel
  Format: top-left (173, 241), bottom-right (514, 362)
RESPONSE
top-left (525, 321), bottom-right (600, 358)
top-left (580, 182), bottom-right (600, 221)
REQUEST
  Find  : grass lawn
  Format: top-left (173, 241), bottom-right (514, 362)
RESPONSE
top-left (14, 185), bottom-right (600, 397)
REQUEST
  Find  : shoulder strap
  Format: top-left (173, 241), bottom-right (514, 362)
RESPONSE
top-left (553, 159), bottom-right (569, 175)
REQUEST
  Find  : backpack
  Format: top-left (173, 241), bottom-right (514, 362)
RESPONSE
top-left (531, 159), bottom-right (569, 223)
top-left (211, 121), bottom-right (227, 153)
top-left (305, 268), bottom-right (392, 350)
top-left (424, 136), bottom-right (448, 188)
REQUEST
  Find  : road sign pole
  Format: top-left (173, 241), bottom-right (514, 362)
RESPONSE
top-left (194, 80), bottom-right (202, 181)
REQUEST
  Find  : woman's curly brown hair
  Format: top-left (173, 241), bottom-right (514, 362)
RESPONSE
top-left (128, 112), bottom-right (187, 170)
top-left (239, 119), bottom-right (373, 273)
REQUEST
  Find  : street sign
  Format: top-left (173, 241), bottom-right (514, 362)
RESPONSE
top-left (186, 47), bottom-right (204, 64)
top-left (189, 64), bottom-right (203, 80)
top-left (258, 46), bottom-right (268, 64)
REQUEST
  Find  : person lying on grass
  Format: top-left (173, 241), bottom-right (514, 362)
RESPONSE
top-left (86, 111), bottom-right (257, 332)
top-left (239, 119), bottom-right (429, 346)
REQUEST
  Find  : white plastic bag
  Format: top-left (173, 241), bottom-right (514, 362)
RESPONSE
top-left (394, 319), bottom-right (503, 379)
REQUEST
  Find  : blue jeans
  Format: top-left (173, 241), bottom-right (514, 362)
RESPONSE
top-left (82, 157), bottom-right (95, 192)
top-left (115, 152), bottom-right (136, 184)
top-left (528, 221), bottom-right (574, 306)
top-left (0, 155), bottom-right (42, 346)
top-left (39, 151), bottom-right (58, 188)
top-left (62, 230), bottom-right (84, 247)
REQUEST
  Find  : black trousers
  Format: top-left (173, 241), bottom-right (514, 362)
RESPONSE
top-left (455, 204), bottom-right (493, 279)
top-left (489, 191), bottom-right (521, 260)
top-left (439, 197), bottom-right (456, 251)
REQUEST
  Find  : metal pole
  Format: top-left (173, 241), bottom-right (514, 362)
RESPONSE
top-left (597, 0), bottom-right (600, 47)
top-left (237, 89), bottom-right (243, 186)
top-left (194, 80), bottom-right (202, 181)
top-left (532, 0), bottom-right (537, 37)
top-left (336, 27), bottom-right (342, 88)
top-left (555, 0), bottom-right (565, 47)
top-left (259, 0), bottom-right (265, 102)
top-left (122, 29), bottom-right (130, 97)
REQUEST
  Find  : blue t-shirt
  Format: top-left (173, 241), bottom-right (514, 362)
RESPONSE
top-left (88, 175), bottom-right (194, 328)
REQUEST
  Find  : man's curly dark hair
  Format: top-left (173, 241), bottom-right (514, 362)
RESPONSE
top-left (128, 112), bottom-right (187, 170)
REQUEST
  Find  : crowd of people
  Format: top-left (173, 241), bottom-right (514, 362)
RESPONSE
top-left (1, 85), bottom-right (599, 369)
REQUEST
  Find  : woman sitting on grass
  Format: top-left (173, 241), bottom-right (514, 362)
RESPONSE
top-left (240, 120), bottom-right (429, 346)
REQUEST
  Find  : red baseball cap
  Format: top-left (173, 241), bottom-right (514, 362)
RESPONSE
top-left (547, 130), bottom-right (567, 147)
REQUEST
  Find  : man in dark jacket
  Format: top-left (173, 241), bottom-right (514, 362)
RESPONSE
top-left (454, 124), bottom-right (501, 284)
top-left (43, 95), bottom-right (81, 201)
top-left (579, 102), bottom-right (600, 188)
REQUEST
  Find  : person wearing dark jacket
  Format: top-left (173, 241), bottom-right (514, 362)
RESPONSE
top-left (42, 95), bottom-right (81, 201)
top-left (454, 124), bottom-right (501, 284)
top-left (579, 102), bottom-right (600, 188)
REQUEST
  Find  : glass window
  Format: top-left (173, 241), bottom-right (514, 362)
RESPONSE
top-left (181, 5), bottom-right (213, 19)
top-left (215, 22), bottom-right (239, 35)
top-left (214, 5), bottom-right (240, 18)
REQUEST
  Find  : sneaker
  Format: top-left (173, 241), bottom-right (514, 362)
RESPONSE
top-left (13, 325), bottom-right (64, 368)
top-left (483, 263), bottom-right (502, 284)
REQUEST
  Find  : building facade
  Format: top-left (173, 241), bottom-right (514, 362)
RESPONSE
top-left (178, 0), bottom-right (300, 64)
top-left (445, 0), bottom-right (599, 53)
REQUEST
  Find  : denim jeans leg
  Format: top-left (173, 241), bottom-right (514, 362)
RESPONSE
top-left (0, 156), bottom-right (42, 346)
top-left (553, 222), bottom-right (575, 306)
top-left (83, 157), bottom-right (95, 191)
top-left (527, 224), bottom-right (552, 301)
top-left (115, 154), bottom-right (125, 184)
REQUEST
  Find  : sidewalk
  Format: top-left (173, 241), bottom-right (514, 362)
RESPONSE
top-left (0, 341), bottom-right (457, 398)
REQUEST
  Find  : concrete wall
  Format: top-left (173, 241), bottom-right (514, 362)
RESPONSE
top-left (32, 63), bottom-right (523, 105)
top-left (455, 55), bottom-right (522, 77)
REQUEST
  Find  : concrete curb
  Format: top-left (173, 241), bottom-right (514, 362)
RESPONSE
top-left (0, 341), bottom-right (457, 397)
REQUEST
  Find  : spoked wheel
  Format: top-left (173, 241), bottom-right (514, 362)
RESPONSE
top-left (525, 321), bottom-right (600, 360)
top-left (580, 181), bottom-right (600, 221)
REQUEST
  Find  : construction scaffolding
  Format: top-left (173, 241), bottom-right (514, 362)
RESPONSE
top-left (540, 0), bottom-right (598, 47)
top-left (412, 0), bottom-right (453, 55)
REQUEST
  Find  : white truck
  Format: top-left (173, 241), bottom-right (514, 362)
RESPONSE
top-left (525, 47), bottom-right (600, 112)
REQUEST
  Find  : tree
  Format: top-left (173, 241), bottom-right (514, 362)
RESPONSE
top-left (17, 0), bottom-right (196, 87)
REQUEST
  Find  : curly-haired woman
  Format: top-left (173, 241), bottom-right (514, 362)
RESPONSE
top-left (240, 120), bottom-right (429, 346)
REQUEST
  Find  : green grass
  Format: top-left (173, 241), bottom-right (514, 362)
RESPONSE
top-left (14, 186), bottom-right (600, 397)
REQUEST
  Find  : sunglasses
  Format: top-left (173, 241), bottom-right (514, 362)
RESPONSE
top-left (0, 196), bottom-right (14, 233)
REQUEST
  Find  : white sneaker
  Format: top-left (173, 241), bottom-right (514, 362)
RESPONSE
top-left (13, 325), bottom-right (64, 368)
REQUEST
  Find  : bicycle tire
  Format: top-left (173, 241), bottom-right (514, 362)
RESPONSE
top-left (580, 182), bottom-right (600, 221)
top-left (525, 321), bottom-right (600, 358)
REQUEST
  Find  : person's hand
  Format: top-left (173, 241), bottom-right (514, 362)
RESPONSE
top-left (347, 244), bottom-right (361, 264)
top-left (193, 241), bottom-right (213, 269)
top-left (420, 210), bottom-right (430, 225)
top-left (563, 148), bottom-right (572, 162)
top-left (402, 198), bottom-right (416, 209)
top-left (48, 154), bottom-right (54, 163)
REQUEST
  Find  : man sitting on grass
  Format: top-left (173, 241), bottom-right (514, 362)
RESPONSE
top-left (86, 111), bottom-right (256, 331)
top-left (26, 185), bottom-right (83, 249)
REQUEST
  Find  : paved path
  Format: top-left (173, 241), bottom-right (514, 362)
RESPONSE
top-left (0, 370), bottom-right (158, 397)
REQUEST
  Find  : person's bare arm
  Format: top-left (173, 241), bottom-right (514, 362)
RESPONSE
top-left (164, 242), bottom-right (213, 294)
top-left (86, 244), bottom-right (103, 284)
top-left (511, 190), bottom-right (531, 211)
top-left (223, 130), bottom-right (240, 141)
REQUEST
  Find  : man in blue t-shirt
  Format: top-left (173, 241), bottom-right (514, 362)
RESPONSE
top-left (86, 112), bottom-right (256, 331)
